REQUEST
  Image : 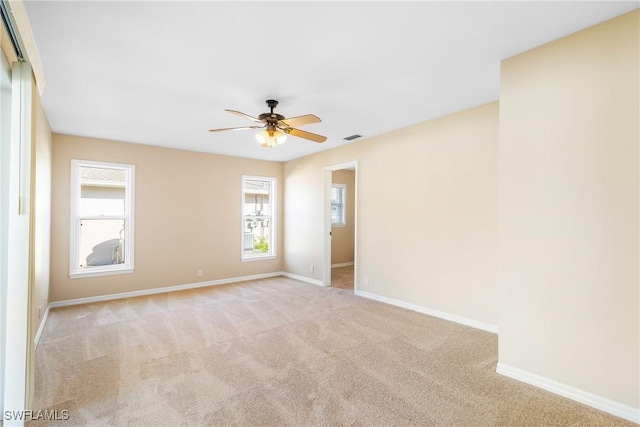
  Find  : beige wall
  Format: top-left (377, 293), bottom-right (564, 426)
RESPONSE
top-left (284, 102), bottom-right (499, 327)
top-left (331, 169), bottom-right (355, 265)
top-left (498, 10), bottom-right (639, 409)
top-left (31, 81), bottom-right (51, 338)
top-left (50, 134), bottom-right (284, 302)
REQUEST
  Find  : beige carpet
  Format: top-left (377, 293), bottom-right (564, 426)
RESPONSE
top-left (29, 276), bottom-right (633, 426)
top-left (331, 265), bottom-right (354, 291)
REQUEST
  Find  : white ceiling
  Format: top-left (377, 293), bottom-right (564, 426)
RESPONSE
top-left (24, 1), bottom-right (638, 162)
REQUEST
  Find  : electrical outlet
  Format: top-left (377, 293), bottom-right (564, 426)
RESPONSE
top-left (197, 270), bottom-right (203, 278)
top-left (363, 277), bottom-right (369, 287)
top-left (310, 265), bottom-right (314, 273)
top-left (38, 306), bottom-right (42, 319)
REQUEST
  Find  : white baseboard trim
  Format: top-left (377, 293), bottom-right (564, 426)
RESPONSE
top-left (49, 271), bottom-right (284, 308)
top-left (34, 305), bottom-right (51, 348)
top-left (355, 290), bottom-right (498, 334)
top-left (280, 272), bottom-right (325, 287)
top-left (331, 262), bottom-right (354, 268)
top-left (496, 363), bottom-right (639, 424)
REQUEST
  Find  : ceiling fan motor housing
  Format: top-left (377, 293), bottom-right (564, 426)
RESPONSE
top-left (258, 112), bottom-right (285, 122)
top-left (259, 100), bottom-right (285, 123)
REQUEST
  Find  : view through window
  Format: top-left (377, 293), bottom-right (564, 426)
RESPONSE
top-left (70, 160), bottom-right (135, 277)
top-left (242, 176), bottom-right (276, 260)
top-left (331, 183), bottom-right (346, 226)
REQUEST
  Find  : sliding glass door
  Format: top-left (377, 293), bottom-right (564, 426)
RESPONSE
top-left (1, 56), bottom-right (33, 421)
top-left (0, 47), bottom-right (12, 419)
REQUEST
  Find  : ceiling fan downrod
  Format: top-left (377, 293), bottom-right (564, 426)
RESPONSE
top-left (266, 99), bottom-right (278, 114)
top-left (259, 100), bottom-right (285, 122)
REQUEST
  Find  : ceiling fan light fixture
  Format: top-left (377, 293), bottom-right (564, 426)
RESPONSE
top-left (256, 129), bottom-right (286, 148)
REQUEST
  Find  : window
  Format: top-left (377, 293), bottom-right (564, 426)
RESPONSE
top-left (331, 184), bottom-right (346, 226)
top-left (242, 176), bottom-right (276, 260)
top-left (70, 160), bottom-right (135, 278)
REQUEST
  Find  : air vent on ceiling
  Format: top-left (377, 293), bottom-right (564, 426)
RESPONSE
top-left (343, 134), bottom-right (362, 141)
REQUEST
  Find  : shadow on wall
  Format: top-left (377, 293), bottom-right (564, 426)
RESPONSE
top-left (86, 238), bottom-right (123, 266)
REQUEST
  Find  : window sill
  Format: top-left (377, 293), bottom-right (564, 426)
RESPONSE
top-left (332, 224), bottom-right (347, 228)
top-left (69, 267), bottom-right (134, 279)
top-left (241, 255), bottom-right (277, 262)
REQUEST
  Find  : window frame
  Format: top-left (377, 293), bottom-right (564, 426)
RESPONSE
top-left (241, 175), bottom-right (276, 262)
top-left (331, 183), bottom-right (347, 227)
top-left (69, 159), bottom-right (135, 279)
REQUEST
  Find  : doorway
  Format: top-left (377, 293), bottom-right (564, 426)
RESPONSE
top-left (324, 161), bottom-right (357, 292)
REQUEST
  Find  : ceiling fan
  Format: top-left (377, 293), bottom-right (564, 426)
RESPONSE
top-left (209, 99), bottom-right (327, 148)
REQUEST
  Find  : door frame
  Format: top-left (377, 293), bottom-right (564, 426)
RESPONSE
top-left (323, 161), bottom-right (358, 289)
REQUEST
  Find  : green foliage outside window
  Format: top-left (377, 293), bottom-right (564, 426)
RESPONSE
top-left (254, 236), bottom-right (269, 253)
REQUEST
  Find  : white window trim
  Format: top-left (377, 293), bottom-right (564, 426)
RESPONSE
top-left (69, 159), bottom-right (135, 279)
top-left (241, 175), bottom-right (276, 261)
top-left (331, 183), bottom-right (347, 227)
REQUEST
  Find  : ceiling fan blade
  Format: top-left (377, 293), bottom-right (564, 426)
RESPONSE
top-left (284, 127), bottom-right (327, 143)
top-left (279, 114), bottom-right (321, 128)
top-left (209, 125), bottom-right (264, 132)
top-left (225, 109), bottom-right (263, 123)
